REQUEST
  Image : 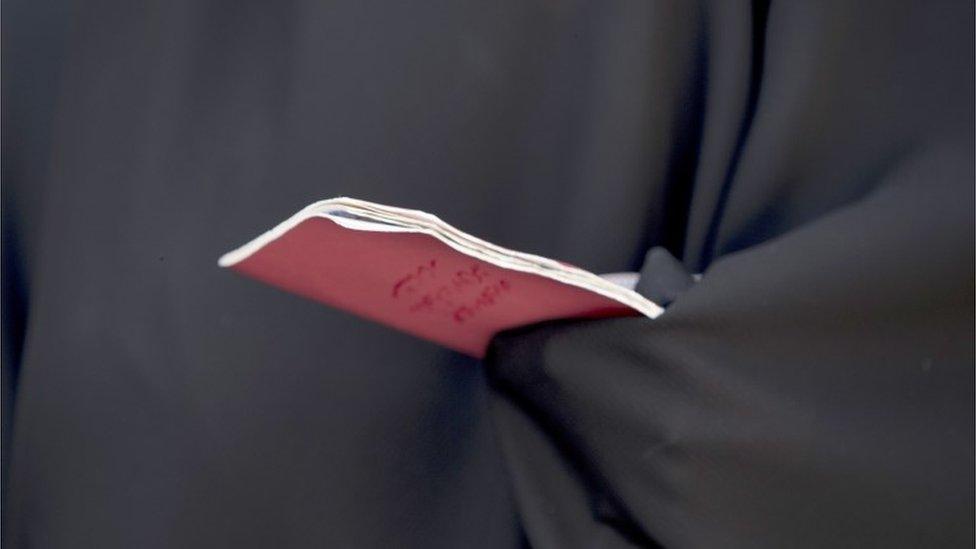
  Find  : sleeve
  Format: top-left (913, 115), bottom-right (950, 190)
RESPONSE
top-left (484, 140), bottom-right (975, 548)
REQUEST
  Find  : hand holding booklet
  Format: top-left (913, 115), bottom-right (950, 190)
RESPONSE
top-left (219, 198), bottom-right (663, 358)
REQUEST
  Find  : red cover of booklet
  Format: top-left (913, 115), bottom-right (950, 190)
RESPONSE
top-left (219, 199), bottom-right (662, 358)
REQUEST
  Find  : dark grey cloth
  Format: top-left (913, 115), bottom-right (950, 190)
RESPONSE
top-left (3, 0), bottom-right (973, 548)
top-left (634, 248), bottom-right (695, 308)
top-left (484, 1), bottom-right (975, 547)
top-left (488, 154), bottom-right (975, 547)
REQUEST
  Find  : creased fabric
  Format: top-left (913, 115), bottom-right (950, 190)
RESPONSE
top-left (485, 2), bottom-right (974, 547)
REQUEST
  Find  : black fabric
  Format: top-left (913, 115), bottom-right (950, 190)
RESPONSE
top-left (488, 155), bottom-right (975, 546)
top-left (483, 1), bottom-right (975, 546)
top-left (3, 1), bottom-right (973, 548)
top-left (634, 248), bottom-right (695, 308)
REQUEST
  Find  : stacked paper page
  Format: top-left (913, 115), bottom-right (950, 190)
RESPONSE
top-left (219, 197), bottom-right (663, 357)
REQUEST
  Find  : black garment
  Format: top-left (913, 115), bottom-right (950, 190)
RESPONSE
top-left (633, 248), bottom-right (695, 307)
top-left (3, 1), bottom-right (973, 548)
top-left (482, 1), bottom-right (975, 545)
top-left (488, 155), bottom-right (975, 547)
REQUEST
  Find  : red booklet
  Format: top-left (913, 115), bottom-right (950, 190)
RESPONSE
top-left (219, 198), bottom-right (662, 358)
